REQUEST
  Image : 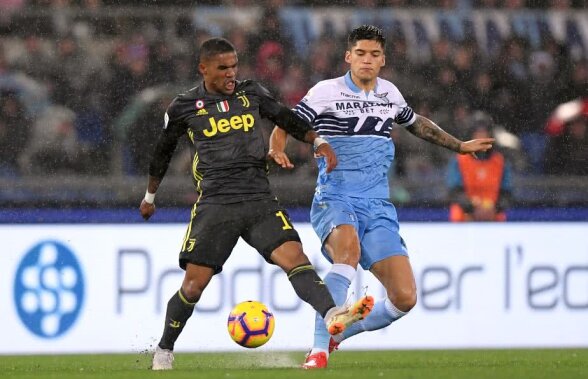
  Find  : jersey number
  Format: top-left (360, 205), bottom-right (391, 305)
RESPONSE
top-left (275, 211), bottom-right (293, 230)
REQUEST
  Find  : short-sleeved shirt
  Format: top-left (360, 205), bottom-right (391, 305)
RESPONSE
top-left (150, 80), bottom-right (303, 204)
top-left (294, 71), bottom-right (416, 199)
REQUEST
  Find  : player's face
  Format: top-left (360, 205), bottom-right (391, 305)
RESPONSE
top-left (199, 51), bottom-right (238, 95)
top-left (345, 40), bottom-right (385, 82)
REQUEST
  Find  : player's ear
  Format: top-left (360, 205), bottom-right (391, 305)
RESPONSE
top-left (382, 54), bottom-right (386, 67)
top-left (345, 50), bottom-right (351, 64)
top-left (198, 62), bottom-right (206, 76)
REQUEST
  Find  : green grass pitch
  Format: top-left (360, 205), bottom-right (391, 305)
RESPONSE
top-left (1, 349), bottom-right (587, 379)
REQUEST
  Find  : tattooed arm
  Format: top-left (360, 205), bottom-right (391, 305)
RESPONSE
top-left (406, 114), bottom-right (462, 152)
top-left (406, 114), bottom-right (494, 155)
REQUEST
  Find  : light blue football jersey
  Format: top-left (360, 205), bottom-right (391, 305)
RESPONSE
top-left (294, 71), bottom-right (416, 199)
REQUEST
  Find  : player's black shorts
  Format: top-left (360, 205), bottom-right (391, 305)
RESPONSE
top-left (178, 198), bottom-right (300, 273)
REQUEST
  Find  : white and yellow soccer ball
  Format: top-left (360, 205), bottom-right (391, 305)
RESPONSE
top-left (227, 300), bottom-right (275, 348)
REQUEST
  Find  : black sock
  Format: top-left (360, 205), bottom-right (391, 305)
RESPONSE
top-left (288, 264), bottom-right (336, 318)
top-left (158, 288), bottom-right (197, 350)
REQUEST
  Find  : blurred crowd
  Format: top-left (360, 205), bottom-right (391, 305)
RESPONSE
top-left (0, 1), bottom-right (586, 180)
top-left (2, 0), bottom-right (587, 8)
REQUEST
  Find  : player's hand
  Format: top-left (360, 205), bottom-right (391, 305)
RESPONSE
top-left (140, 200), bottom-right (155, 220)
top-left (314, 143), bottom-right (338, 173)
top-left (268, 149), bottom-right (294, 169)
top-left (459, 138), bottom-right (495, 158)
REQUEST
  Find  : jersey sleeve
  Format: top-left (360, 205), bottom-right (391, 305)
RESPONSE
top-left (253, 81), bottom-right (313, 142)
top-left (148, 98), bottom-right (188, 179)
top-left (390, 86), bottom-right (416, 127)
top-left (293, 82), bottom-right (331, 124)
top-left (253, 81), bottom-right (282, 118)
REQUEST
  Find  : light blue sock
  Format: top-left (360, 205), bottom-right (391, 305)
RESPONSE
top-left (312, 270), bottom-right (352, 351)
top-left (339, 298), bottom-right (406, 340)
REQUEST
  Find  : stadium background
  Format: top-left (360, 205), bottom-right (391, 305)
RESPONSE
top-left (0, 0), bottom-right (587, 356)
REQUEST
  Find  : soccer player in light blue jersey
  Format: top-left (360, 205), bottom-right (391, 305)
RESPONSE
top-left (269, 25), bottom-right (495, 369)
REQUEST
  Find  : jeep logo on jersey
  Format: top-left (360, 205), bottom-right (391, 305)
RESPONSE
top-left (203, 114), bottom-right (255, 137)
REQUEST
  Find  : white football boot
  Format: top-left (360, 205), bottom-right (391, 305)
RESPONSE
top-left (151, 346), bottom-right (174, 370)
top-left (324, 295), bottom-right (374, 335)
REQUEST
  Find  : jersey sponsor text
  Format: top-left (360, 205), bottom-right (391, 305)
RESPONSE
top-left (203, 114), bottom-right (255, 137)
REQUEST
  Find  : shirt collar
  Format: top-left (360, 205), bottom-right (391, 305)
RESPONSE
top-left (344, 71), bottom-right (378, 97)
top-left (344, 71), bottom-right (361, 93)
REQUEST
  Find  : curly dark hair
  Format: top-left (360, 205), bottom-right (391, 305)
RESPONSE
top-left (348, 25), bottom-right (386, 49)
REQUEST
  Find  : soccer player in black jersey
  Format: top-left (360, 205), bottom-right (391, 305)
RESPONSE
top-left (139, 38), bottom-right (374, 370)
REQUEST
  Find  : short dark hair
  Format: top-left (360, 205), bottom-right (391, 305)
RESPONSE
top-left (198, 37), bottom-right (236, 63)
top-left (348, 25), bottom-right (386, 49)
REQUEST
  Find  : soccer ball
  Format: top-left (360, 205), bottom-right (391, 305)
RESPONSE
top-left (227, 300), bottom-right (275, 348)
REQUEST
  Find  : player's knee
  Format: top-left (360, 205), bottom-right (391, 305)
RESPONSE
top-left (181, 280), bottom-right (205, 302)
top-left (286, 252), bottom-right (312, 271)
top-left (390, 287), bottom-right (417, 312)
top-left (271, 241), bottom-right (310, 272)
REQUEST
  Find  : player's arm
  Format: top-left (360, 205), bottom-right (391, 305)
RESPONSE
top-left (256, 82), bottom-right (337, 172)
top-left (270, 114), bottom-right (336, 173)
top-left (268, 126), bottom-right (294, 169)
top-left (406, 114), bottom-right (494, 156)
top-left (140, 108), bottom-right (187, 220)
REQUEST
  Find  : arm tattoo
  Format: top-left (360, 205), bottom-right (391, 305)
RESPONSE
top-left (406, 115), bottom-right (462, 153)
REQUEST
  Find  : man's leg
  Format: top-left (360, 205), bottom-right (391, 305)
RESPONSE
top-left (270, 241), bottom-right (372, 335)
top-left (152, 264), bottom-right (215, 370)
top-left (335, 255), bottom-right (416, 342)
top-left (244, 200), bottom-right (372, 369)
top-left (309, 225), bottom-right (360, 355)
top-left (271, 241), bottom-right (336, 318)
top-left (243, 200), bottom-right (368, 327)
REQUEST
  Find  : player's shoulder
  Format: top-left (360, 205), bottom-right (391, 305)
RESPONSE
top-left (171, 85), bottom-right (202, 104)
top-left (312, 76), bottom-right (343, 92)
top-left (304, 76), bottom-right (343, 101)
top-left (376, 77), bottom-right (407, 104)
top-left (165, 86), bottom-right (200, 118)
top-left (174, 85), bottom-right (202, 100)
top-left (236, 79), bottom-right (256, 89)
top-left (376, 77), bottom-right (402, 94)
top-left (236, 79), bottom-right (267, 95)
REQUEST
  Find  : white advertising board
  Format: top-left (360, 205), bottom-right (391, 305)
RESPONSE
top-left (1, 223), bottom-right (587, 354)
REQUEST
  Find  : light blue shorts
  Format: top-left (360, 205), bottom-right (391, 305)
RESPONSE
top-left (310, 194), bottom-right (408, 270)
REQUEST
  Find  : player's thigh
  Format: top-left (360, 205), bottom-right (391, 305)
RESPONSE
top-left (324, 225), bottom-right (361, 265)
top-left (370, 255), bottom-right (417, 309)
top-left (358, 199), bottom-right (408, 270)
top-left (179, 202), bottom-right (241, 274)
top-left (311, 195), bottom-right (360, 263)
top-left (241, 199), bottom-right (301, 265)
